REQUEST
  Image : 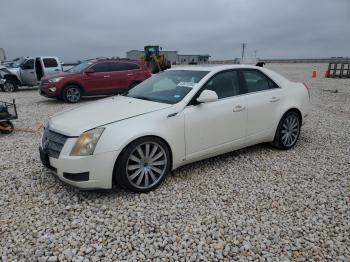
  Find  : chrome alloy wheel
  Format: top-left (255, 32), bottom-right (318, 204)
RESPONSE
top-left (281, 114), bottom-right (300, 147)
top-left (3, 82), bottom-right (15, 92)
top-left (126, 142), bottom-right (167, 189)
top-left (66, 87), bottom-right (81, 102)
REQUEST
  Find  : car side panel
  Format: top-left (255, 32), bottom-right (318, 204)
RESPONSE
top-left (93, 107), bottom-right (186, 170)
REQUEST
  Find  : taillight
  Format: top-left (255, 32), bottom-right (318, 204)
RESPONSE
top-left (303, 82), bottom-right (310, 100)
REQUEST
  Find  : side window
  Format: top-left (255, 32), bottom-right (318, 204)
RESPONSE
top-left (43, 58), bottom-right (58, 68)
top-left (110, 62), bottom-right (140, 71)
top-left (110, 62), bottom-right (122, 71)
top-left (91, 62), bottom-right (110, 72)
top-left (122, 62), bottom-right (139, 70)
top-left (22, 59), bottom-right (34, 70)
top-left (202, 70), bottom-right (240, 99)
top-left (242, 70), bottom-right (276, 93)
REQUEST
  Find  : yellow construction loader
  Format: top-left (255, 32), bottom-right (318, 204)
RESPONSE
top-left (141, 45), bottom-right (171, 74)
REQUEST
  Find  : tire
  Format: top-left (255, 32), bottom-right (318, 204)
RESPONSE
top-left (114, 137), bottom-right (171, 193)
top-left (272, 111), bottom-right (301, 150)
top-left (0, 121), bottom-right (14, 134)
top-left (150, 60), bottom-right (159, 74)
top-left (2, 81), bottom-right (18, 92)
top-left (63, 85), bottom-right (82, 103)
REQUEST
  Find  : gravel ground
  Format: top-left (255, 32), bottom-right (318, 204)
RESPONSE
top-left (0, 63), bottom-right (349, 261)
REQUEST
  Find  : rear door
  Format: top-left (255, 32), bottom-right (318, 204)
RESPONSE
top-left (240, 69), bottom-right (282, 142)
top-left (81, 62), bottom-right (112, 94)
top-left (42, 57), bottom-right (61, 76)
top-left (20, 58), bottom-right (37, 86)
top-left (109, 62), bottom-right (140, 92)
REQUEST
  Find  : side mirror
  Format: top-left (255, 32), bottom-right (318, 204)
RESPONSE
top-left (196, 90), bottom-right (218, 103)
top-left (85, 68), bottom-right (95, 74)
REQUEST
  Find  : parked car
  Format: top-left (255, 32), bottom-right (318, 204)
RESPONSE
top-left (39, 65), bottom-right (310, 192)
top-left (2, 56), bottom-right (62, 92)
top-left (39, 58), bottom-right (152, 103)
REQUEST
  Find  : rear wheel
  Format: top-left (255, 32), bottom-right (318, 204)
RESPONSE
top-left (115, 137), bottom-right (171, 193)
top-left (2, 81), bottom-right (18, 92)
top-left (63, 85), bottom-right (82, 103)
top-left (273, 111), bottom-right (301, 150)
top-left (0, 121), bottom-right (14, 134)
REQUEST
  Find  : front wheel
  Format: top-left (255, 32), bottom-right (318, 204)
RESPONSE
top-left (115, 137), bottom-right (171, 193)
top-left (273, 111), bottom-right (301, 150)
top-left (63, 85), bottom-right (82, 103)
top-left (2, 81), bottom-right (18, 92)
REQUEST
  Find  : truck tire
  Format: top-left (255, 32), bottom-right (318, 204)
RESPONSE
top-left (150, 60), bottom-right (159, 74)
top-left (2, 81), bottom-right (18, 92)
top-left (0, 121), bottom-right (14, 134)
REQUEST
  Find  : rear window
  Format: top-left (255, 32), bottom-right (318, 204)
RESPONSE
top-left (43, 58), bottom-right (58, 68)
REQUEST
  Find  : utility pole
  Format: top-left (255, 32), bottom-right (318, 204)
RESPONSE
top-left (241, 43), bottom-right (246, 61)
top-left (254, 50), bottom-right (257, 58)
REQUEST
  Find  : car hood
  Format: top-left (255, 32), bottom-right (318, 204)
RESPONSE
top-left (49, 96), bottom-right (172, 136)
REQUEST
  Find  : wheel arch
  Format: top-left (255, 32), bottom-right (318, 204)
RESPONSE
top-left (63, 82), bottom-right (86, 95)
top-left (112, 135), bottom-right (173, 185)
top-left (4, 74), bottom-right (21, 85)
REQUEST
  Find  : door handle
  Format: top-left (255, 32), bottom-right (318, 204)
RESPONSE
top-left (54, 69), bottom-right (59, 71)
top-left (127, 73), bottom-right (133, 76)
top-left (233, 105), bottom-right (246, 112)
top-left (270, 97), bottom-right (280, 102)
top-left (103, 75), bottom-right (110, 78)
top-left (30, 72), bottom-right (34, 74)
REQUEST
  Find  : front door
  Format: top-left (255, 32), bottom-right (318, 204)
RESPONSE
top-left (184, 70), bottom-right (247, 160)
top-left (81, 62), bottom-right (112, 94)
top-left (20, 59), bottom-right (37, 86)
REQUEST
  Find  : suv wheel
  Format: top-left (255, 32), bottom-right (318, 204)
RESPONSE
top-left (63, 85), bottom-right (82, 103)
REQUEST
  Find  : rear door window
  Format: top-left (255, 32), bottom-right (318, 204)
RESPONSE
top-left (43, 58), bottom-right (58, 68)
top-left (110, 62), bottom-right (139, 71)
top-left (241, 70), bottom-right (278, 93)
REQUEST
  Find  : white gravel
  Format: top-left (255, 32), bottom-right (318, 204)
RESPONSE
top-left (0, 63), bottom-right (349, 261)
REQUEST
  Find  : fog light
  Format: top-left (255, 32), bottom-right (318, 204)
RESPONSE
top-left (49, 87), bottom-right (57, 92)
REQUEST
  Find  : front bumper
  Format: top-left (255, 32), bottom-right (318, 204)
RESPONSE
top-left (39, 145), bottom-right (120, 190)
top-left (39, 81), bottom-right (60, 98)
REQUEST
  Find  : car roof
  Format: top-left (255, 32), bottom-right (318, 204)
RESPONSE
top-left (168, 64), bottom-right (261, 73)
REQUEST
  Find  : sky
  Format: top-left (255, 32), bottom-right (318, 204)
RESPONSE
top-left (1, 0), bottom-right (349, 62)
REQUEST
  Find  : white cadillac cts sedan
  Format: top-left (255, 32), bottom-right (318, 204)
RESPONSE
top-left (39, 65), bottom-right (310, 192)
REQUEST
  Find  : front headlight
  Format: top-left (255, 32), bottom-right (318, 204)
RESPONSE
top-left (70, 127), bottom-right (105, 156)
top-left (49, 77), bottom-right (64, 83)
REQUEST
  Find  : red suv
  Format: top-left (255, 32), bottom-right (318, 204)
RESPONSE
top-left (39, 59), bottom-right (152, 103)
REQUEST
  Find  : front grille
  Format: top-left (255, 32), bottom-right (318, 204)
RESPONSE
top-left (42, 128), bottom-right (68, 158)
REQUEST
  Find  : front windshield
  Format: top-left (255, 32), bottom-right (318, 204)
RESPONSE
top-left (8, 57), bottom-right (26, 68)
top-left (67, 60), bottom-right (94, 73)
top-left (126, 70), bottom-right (209, 104)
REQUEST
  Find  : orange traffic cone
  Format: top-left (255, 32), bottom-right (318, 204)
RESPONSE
top-left (312, 68), bottom-right (317, 79)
